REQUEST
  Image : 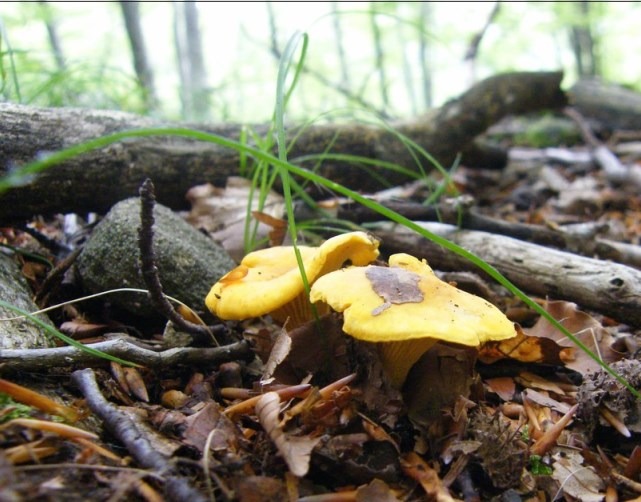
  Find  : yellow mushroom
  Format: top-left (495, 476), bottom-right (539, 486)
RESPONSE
top-left (205, 231), bottom-right (380, 327)
top-left (309, 253), bottom-right (517, 388)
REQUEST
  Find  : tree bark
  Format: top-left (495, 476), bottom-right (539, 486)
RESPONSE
top-left (119, 1), bottom-right (158, 112)
top-left (173, 1), bottom-right (209, 121)
top-left (39, 1), bottom-right (66, 72)
top-left (568, 1), bottom-right (599, 78)
top-left (418, 2), bottom-right (433, 109)
top-left (0, 71), bottom-right (566, 222)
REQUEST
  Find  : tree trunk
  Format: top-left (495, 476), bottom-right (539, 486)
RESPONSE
top-left (568, 1), bottom-right (599, 78)
top-left (0, 71), bottom-right (566, 222)
top-left (418, 2), bottom-right (433, 109)
top-left (119, 1), bottom-right (158, 112)
top-left (331, 2), bottom-right (350, 91)
top-left (369, 3), bottom-right (389, 110)
top-left (39, 1), bottom-right (66, 72)
top-left (173, 1), bottom-right (209, 120)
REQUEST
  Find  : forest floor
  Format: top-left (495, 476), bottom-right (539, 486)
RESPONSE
top-left (2, 112), bottom-right (641, 501)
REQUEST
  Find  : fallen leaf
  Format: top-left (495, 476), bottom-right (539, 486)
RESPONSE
top-left (552, 450), bottom-right (604, 502)
top-left (182, 402), bottom-right (241, 454)
top-left (123, 367), bottom-right (149, 402)
top-left (485, 377), bottom-right (516, 402)
top-left (365, 266), bottom-right (424, 315)
top-left (255, 392), bottom-right (321, 477)
top-left (262, 327), bottom-right (292, 381)
top-left (401, 451), bottom-right (456, 502)
top-left (184, 178), bottom-right (284, 261)
top-left (355, 478), bottom-right (400, 501)
top-left (478, 324), bottom-right (567, 365)
top-left (525, 300), bottom-right (623, 374)
top-left (515, 371), bottom-right (566, 395)
top-left (522, 388), bottom-right (571, 414)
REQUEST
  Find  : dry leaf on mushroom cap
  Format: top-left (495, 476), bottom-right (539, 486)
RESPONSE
top-left (309, 253), bottom-right (517, 388)
top-left (205, 231), bottom-right (380, 328)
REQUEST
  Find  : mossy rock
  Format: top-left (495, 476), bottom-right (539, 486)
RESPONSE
top-left (0, 252), bottom-right (56, 349)
top-left (75, 198), bottom-right (235, 317)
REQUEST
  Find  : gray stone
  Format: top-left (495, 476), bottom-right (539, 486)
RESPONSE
top-left (75, 198), bottom-right (235, 317)
top-left (0, 251), bottom-right (56, 349)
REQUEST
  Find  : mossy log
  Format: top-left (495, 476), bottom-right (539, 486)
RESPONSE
top-left (0, 71), bottom-right (566, 222)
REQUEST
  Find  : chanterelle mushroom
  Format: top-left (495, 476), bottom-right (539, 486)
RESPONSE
top-left (309, 253), bottom-right (516, 388)
top-left (205, 231), bottom-right (379, 327)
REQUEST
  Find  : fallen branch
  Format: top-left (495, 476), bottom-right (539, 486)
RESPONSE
top-left (0, 337), bottom-right (252, 372)
top-left (0, 71), bottom-right (566, 221)
top-left (336, 196), bottom-right (641, 270)
top-left (72, 368), bottom-right (208, 502)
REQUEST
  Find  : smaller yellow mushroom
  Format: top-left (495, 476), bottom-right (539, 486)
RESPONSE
top-left (309, 253), bottom-right (517, 389)
top-left (205, 231), bottom-right (380, 328)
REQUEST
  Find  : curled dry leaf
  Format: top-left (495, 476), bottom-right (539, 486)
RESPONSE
top-left (262, 327), bottom-right (292, 381)
top-left (525, 300), bottom-right (623, 374)
top-left (255, 392), bottom-right (321, 477)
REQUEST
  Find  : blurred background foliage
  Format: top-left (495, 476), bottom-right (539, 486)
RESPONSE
top-left (1, 1), bottom-right (639, 123)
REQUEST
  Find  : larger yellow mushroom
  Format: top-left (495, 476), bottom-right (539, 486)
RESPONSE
top-left (309, 253), bottom-right (517, 389)
top-left (205, 231), bottom-right (380, 328)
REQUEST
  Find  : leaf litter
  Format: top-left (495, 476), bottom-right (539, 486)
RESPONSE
top-left (3, 124), bottom-right (641, 500)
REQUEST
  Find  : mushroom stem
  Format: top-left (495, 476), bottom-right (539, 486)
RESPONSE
top-left (378, 339), bottom-right (438, 389)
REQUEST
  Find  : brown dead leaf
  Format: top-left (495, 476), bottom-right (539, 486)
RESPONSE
top-left (234, 476), bottom-right (288, 502)
top-left (401, 452), bottom-right (457, 502)
top-left (255, 392), bottom-right (321, 477)
top-left (182, 402), bottom-right (241, 454)
top-left (525, 300), bottom-right (623, 374)
top-left (123, 367), bottom-right (149, 403)
top-left (262, 327), bottom-right (292, 381)
top-left (272, 313), bottom-right (349, 386)
top-left (552, 450), bottom-right (604, 502)
top-left (478, 324), bottom-right (567, 366)
top-left (485, 377), bottom-right (516, 402)
top-left (251, 211), bottom-right (287, 247)
top-left (522, 388), bottom-right (571, 414)
top-left (59, 320), bottom-right (111, 339)
top-left (515, 371), bottom-right (566, 395)
top-left (184, 178), bottom-right (284, 261)
top-left (355, 478), bottom-right (401, 501)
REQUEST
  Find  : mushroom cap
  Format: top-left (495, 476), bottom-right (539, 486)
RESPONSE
top-left (309, 253), bottom-right (516, 387)
top-left (205, 231), bottom-right (379, 324)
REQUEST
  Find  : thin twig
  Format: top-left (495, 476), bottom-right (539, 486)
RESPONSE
top-left (138, 178), bottom-right (219, 345)
top-left (0, 337), bottom-right (252, 371)
top-left (72, 368), bottom-right (208, 502)
top-left (34, 247), bottom-right (82, 306)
